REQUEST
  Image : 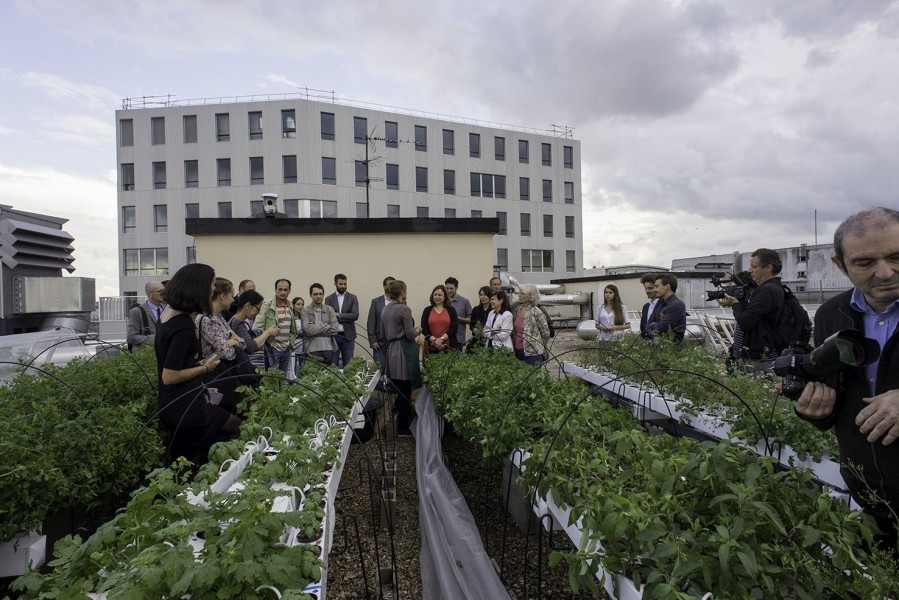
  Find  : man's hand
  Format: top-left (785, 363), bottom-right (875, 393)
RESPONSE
top-left (371, 342), bottom-right (381, 350)
top-left (856, 389), bottom-right (899, 445)
top-left (794, 381), bottom-right (837, 420)
top-left (717, 294), bottom-right (740, 308)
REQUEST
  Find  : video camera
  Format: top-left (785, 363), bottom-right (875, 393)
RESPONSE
top-left (773, 330), bottom-right (880, 400)
top-left (705, 272), bottom-right (755, 302)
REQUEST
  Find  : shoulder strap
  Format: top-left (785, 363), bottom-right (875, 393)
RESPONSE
top-left (139, 305), bottom-right (151, 334)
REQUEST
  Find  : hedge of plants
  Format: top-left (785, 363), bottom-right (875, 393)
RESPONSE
top-left (0, 347), bottom-right (164, 544)
top-left (571, 334), bottom-right (839, 461)
top-left (12, 358), bottom-right (375, 599)
top-left (423, 349), bottom-right (898, 599)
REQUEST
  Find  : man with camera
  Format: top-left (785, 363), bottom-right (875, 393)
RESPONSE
top-left (795, 207), bottom-right (899, 553)
top-left (718, 248), bottom-right (785, 372)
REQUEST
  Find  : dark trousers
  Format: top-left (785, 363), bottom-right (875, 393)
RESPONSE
top-left (391, 378), bottom-right (412, 431)
top-left (333, 333), bottom-right (354, 368)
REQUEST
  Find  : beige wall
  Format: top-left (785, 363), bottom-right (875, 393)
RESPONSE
top-left (196, 231), bottom-right (495, 347)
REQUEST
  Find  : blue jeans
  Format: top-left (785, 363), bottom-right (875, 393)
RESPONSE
top-left (264, 345), bottom-right (291, 375)
top-left (332, 333), bottom-right (355, 368)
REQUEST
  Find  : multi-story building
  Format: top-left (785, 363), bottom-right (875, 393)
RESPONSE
top-left (114, 93), bottom-right (583, 297)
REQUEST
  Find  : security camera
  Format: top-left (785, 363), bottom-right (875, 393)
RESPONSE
top-left (262, 193), bottom-right (278, 215)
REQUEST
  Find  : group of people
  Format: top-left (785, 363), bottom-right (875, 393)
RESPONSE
top-left (592, 273), bottom-right (688, 343)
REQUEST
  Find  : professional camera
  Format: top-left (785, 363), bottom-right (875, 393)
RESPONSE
top-left (773, 330), bottom-right (880, 400)
top-left (705, 272), bottom-right (754, 302)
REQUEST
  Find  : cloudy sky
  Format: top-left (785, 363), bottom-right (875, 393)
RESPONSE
top-left (2, 0), bottom-right (898, 296)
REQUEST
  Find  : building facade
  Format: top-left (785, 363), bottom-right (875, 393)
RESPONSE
top-left (115, 94), bottom-right (583, 297)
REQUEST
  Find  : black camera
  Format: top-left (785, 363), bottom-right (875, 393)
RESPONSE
top-left (773, 330), bottom-right (880, 400)
top-left (705, 272), bottom-right (754, 302)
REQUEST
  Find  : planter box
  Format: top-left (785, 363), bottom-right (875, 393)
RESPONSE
top-left (563, 362), bottom-right (848, 491)
top-left (0, 531), bottom-right (47, 577)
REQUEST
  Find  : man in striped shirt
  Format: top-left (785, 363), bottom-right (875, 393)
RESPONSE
top-left (253, 278), bottom-right (297, 375)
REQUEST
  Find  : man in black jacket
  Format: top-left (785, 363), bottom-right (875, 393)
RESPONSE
top-left (719, 248), bottom-right (785, 372)
top-left (795, 207), bottom-right (899, 552)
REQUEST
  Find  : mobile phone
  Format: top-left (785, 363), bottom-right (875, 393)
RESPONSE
top-left (208, 390), bottom-right (223, 405)
top-left (199, 353), bottom-right (218, 366)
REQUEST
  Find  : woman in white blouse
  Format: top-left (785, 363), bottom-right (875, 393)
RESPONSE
top-left (483, 290), bottom-right (514, 350)
top-left (595, 284), bottom-right (631, 341)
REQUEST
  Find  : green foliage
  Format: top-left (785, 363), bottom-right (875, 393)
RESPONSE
top-left (0, 346), bottom-right (164, 542)
top-left (426, 350), bottom-right (899, 598)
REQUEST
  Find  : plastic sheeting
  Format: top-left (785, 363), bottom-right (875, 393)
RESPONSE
top-left (415, 386), bottom-right (512, 600)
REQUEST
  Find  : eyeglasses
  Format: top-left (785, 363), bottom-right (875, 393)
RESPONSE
top-left (253, 304), bottom-right (262, 310)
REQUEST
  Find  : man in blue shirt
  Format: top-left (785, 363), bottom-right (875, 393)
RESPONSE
top-left (795, 207), bottom-right (899, 552)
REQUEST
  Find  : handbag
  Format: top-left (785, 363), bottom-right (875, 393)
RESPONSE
top-left (222, 346), bottom-right (260, 388)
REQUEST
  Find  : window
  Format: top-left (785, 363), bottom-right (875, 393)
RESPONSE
top-left (416, 166), bottom-right (428, 192)
top-left (215, 113), bottom-right (230, 141)
top-left (470, 172), bottom-right (481, 196)
top-left (284, 199), bottom-right (299, 218)
top-left (497, 248), bottom-right (508, 271)
top-left (417, 206), bottom-right (429, 218)
top-left (495, 136), bottom-right (505, 161)
top-left (218, 202), bottom-right (232, 218)
top-left (151, 117), bottom-right (165, 145)
top-left (321, 112), bottom-right (335, 140)
top-left (443, 129), bottom-right (455, 155)
top-left (495, 175), bottom-right (506, 199)
top-left (415, 125), bottom-right (427, 151)
top-left (185, 203), bottom-right (199, 219)
top-left (250, 200), bottom-right (263, 215)
top-left (564, 145), bottom-right (573, 168)
top-left (518, 139), bottom-right (528, 163)
top-left (217, 158), bottom-right (231, 186)
top-left (469, 133), bottom-right (480, 157)
top-left (355, 160), bottom-right (367, 187)
top-left (565, 215), bottom-right (575, 238)
top-left (283, 155), bottom-right (297, 183)
top-left (564, 181), bottom-right (574, 204)
top-left (520, 213), bottom-right (531, 236)
top-left (310, 200), bottom-right (337, 218)
top-left (482, 173), bottom-right (493, 198)
top-left (543, 214), bottom-right (553, 237)
top-left (184, 160), bottom-right (199, 188)
top-left (443, 169), bottom-right (455, 195)
top-left (322, 157), bottom-right (336, 185)
top-left (385, 121), bottom-right (398, 148)
top-left (356, 202), bottom-right (367, 218)
top-left (186, 247), bottom-right (196, 265)
top-left (797, 271), bottom-right (807, 278)
top-left (250, 157), bottom-right (264, 185)
top-left (519, 177), bottom-right (529, 201)
top-left (121, 163), bottom-right (135, 191)
top-left (152, 161), bottom-right (166, 189)
top-left (387, 204), bottom-right (400, 218)
top-left (282, 109), bottom-right (296, 138)
top-left (120, 119), bottom-right (133, 146)
top-left (541, 143), bottom-right (551, 166)
top-left (542, 179), bottom-right (552, 202)
top-left (122, 206), bottom-right (135, 233)
top-left (471, 209), bottom-right (482, 218)
top-left (497, 211), bottom-right (507, 235)
top-left (444, 208), bottom-right (456, 218)
top-left (123, 248), bottom-right (168, 276)
top-left (386, 163), bottom-right (399, 190)
top-left (522, 249), bottom-right (554, 273)
top-left (354, 116), bottom-right (367, 144)
top-left (795, 285), bottom-right (806, 292)
top-left (566, 250), bottom-right (576, 273)
top-left (248, 111), bottom-right (263, 140)
top-left (183, 115), bottom-right (197, 143)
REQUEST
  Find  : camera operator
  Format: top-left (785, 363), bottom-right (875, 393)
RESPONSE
top-left (718, 248), bottom-right (784, 372)
top-left (795, 207), bottom-right (899, 553)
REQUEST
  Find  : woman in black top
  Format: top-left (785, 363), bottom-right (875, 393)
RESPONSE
top-left (156, 263), bottom-right (241, 463)
top-left (468, 285), bottom-right (493, 348)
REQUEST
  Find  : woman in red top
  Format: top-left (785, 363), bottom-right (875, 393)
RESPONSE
top-left (420, 284), bottom-right (459, 352)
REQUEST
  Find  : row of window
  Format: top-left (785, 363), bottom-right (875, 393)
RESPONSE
top-left (121, 159), bottom-right (575, 203)
top-left (121, 114), bottom-right (575, 167)
top-left (124, 245), bottom-right (575, 277)
top-left (123, 202), bottom-right (576, 238)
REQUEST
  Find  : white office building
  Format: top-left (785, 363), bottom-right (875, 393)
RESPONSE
top-left (114, 93), bottom-right (583, 297)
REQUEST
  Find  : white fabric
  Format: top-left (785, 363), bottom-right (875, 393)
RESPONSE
top-left (595, 303), bottom-right (629, 340)
top-left (483, 310), bottom-right (514, 349)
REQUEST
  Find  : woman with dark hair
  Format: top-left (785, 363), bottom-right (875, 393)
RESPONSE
top-left (468, 285), bottom-right (493, 345)
top-left (420, 284), bottom-right (458, 353)
top-left (595, 284), bottom-right (630, 341)
top-left (483, 290), bottom-right (514, 350)
top-left (229, 290), bottom-right (280, 353)
top-left (291, 296), bottom-right (306, 377)
top-left (381, 280), bottom-right (424, 436)
top-left (156, 263), bottom-right (241, 462)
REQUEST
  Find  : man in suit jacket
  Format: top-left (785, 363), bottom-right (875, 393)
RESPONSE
top-left (126, 281), bottom-right (166, 350)
top-left (325, 273), bottom-right (360, 368)
top-left (638, 273), bottom-right (661, 339)
top-left (366, 276), bottom-right (396, 375)
top-left (648, 273), bottom-right (687, 343)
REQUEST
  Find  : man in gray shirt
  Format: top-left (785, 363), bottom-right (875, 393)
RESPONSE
top-left (126, 281), bottom-right (165, 350)
top-left (445, 277), bottom-right (472, 348)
